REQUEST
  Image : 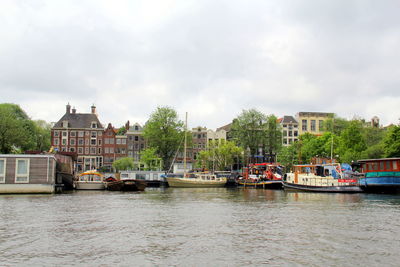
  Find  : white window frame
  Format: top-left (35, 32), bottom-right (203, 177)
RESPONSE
top-left (0, 158), bottom-right (6, 183)
top-left (15, 158), bottom-right (29, 183)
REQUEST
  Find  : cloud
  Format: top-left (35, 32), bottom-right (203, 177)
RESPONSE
top-left (0, 0), bottom-right (399, 129)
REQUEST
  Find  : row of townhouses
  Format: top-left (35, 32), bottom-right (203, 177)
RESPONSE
top-left (51, 104), bottom-right (379, 171)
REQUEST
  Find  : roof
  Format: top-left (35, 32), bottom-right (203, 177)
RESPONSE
top-left (53, 113), bottom-right (103, 129)
top-left (281, 116), bottom-right (298, 124)
top-left (217, 123), bottom-right (232, 132)
top-left (297, 112), bottom-right (334, 117)
top-left (357, 158), bottom-right (400, 162)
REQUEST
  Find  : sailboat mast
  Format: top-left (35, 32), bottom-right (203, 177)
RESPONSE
top-left (183, 112), bottom-right (188, 173)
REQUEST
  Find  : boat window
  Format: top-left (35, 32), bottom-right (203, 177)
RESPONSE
top-left (386, 161), bottom-right (391, 170)
top-left (393, 161), bottom-right (398, 170)
top-left (380, 162), bottom-right (384, 170)
top-left (0, 159), bottom-right (5, 183)
top-left (373, 162), bottom-right (379, 171)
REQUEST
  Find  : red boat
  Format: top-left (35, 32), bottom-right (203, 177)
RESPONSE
top-left (237, 163), bottom-right (284, 189)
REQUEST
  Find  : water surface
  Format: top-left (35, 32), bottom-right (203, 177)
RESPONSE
top-left (1, 188), bottom-right (400, 266)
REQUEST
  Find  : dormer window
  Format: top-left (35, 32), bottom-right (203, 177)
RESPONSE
top-left (91, 122), bottom-right (97, 128)
top-left (135, 126), bottom-right (139, 131)
top-left (62, 121), bottom-right (68, 128)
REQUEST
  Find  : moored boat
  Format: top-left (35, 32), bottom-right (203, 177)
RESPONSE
top-left (121, 179), bottom-right (147, 191)
top-left (166, 172), bottom-right (227, 188)
top-left (237, 163), bottom-right (284, 189)
top-left (357, 158), bottom-right (400, 193)
top-left (74, 170), bottom-right (105, 190)
top-left (282, 163), bottom-right (363, 193)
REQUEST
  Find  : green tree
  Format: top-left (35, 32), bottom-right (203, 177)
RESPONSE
top-left (277, 143), bottom-right (300, 171)
top-left (143, 107), bottom-right (185, 171)
top-left (0, 103), bottom-right (36, 153)
top-left (117, 126), bottom-right (127, 135)
top-left (263, 114), bottom-right (282, 159)
top-left (323, 115), bottom-right (350, 135)
top-left (196, 140), bottom-right (243, 171)
top-left (231, 109), bottom-right (266, 159)
top-left (112, 157), bottom-right (135, 171)
top-left (140, 148), bottom-right (162, 170)
top-left (383, 125), bottom-right (400, 157)
top-left (338, 120), bottom-right (366, 163)
top-left (33, 120), bottom-right (51, 152)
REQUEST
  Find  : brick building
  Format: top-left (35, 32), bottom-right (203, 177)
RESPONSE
top-left (51, 104), bottom-right (104, 172)
top-left (103, 123), bottom-right (128, 170)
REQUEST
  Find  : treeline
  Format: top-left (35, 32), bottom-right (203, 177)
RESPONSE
top-left (278, 117), bottom-right (400, 169)
top-left (0, 103), bottom-right (51, 154)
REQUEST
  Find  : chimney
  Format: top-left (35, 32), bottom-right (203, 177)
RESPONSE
top-left (72, 106), bottom-right (76, 114)
top-left (125, 120), bottom-right (130, 130)
top-left (91, 104), bottom-right (96, 114)
top-left (66, 103), bottom-right (71, 114)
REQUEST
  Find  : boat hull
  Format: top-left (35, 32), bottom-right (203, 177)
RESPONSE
top-left (74, 182), bottom-right (105, 190)
top-left (359, 176), bottom-right (400, 193)
top-left (121, 179), bottom-right (147, 191)
top-left (167, 177), bottom-right (227, 188)
top-left (282, 181), bottom-right (363, 193)
top-left (237, 180), bottom-right (283, 189)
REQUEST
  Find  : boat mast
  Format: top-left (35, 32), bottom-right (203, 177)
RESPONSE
top-left (183, 112), bottom-right (187, 174)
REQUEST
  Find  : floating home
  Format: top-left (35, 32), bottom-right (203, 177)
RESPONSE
top-left (358, 158), bottom-right (400, 193)
top-left (0, 154), bottom-right (59, 194)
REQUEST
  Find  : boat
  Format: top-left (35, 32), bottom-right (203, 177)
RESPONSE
top-left (74, 170), bottom-right (106, 190)
top-left (105, 176), bottom-right (147, 191)
top-left (166, 112), bottom-right (228, 188)
top-left (166, 172), bottom-right (227, 188)
top-left (282, 163), bottom-right (363, 193)
top-left (237, 163), bottom-right (284, 189)
top-left (357, 158), bottom-right (400, 193)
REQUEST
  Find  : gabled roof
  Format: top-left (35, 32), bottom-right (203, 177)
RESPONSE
top-left (281, 116), bottom-right (297, 124)
top-left (53, 113), bottom-right (103, 129)
top-left (217, 123), bottom-right (232, 132)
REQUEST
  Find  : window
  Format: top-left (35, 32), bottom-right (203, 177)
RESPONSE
top-left (62, 139), bottom-right (67, 145)
top-left (122, 139), bottom-right (126, 144)
top-left (105, 138), bottom-right (109, 144)
top-left (311, 120), bottom-right (316, 131)
top-left (135, 126), bottom-right (139, 131)
top-left (62, 131), bottom-right (68, 137)
top-left (109, 139), bottom-right (114, 144)
top-left (91, 139), bottom-right (96, 145)
top-left (393, 161), bottom-right (398, 170)
top-left (319, 120), bottom-right (324, 131)
top-left (70, 131), bottom-right (76, 137)
top-left (294, 131), bottom-right (298, 137)
top-left (302, 120), bottom-right (307, 131)
top-left (54, 139), bottom-right (59, 145)
top-left (85, 139), bottom-right (89, 146)
top-left (91, 122), bottom-right (97, 128)
top-left (70, 139), bottom-right (76, 146)
top-left (108, 131), bottom-right (113, 136)
top-left (283, 124), bottom-right (287, 128)
top-left (135, 136), bottom-right (139, 141)
top-left (288, 131), bottom-right (293, 137)
top-left (70, 148), bottom-right (75, 152)
top-left (0, 159), bottom-right (5, 183)
top-left (78, 131), bottom-right (84, 137)
top-left (98, 148), bottom-right (102, 154)
top-left (380, 162), bottom-right (384, 170)
top-left (91, 131), bottom-right (97, 138)
top-left (386, 161), bottom-right (391, 170)
top-left (283, 130), bottom-right (287, 136)
top-left (116, 139), bottom-right (121, 144)
top-left (90, 147), bottom-right (96, 154)
top-left (98, 139), bottom-right (102, 146)
top-left (78, 147), bottom-right (83, 154)
top-left (109, 147), bottom-right (114, 153)
top-left (54, 131), bottom-right (59, 137)
top-left (283, 139), bottom-right (287, 144)
top-left (15, 159), bottom-right (29, 183)
top-left (129, 136), bottom-right (133, 141)
top-left (78, 139), bottom-right (84, 145)
top-left (84, 147), bottom-right (89, 154)
top-left (85, 131), bottom-right (89, 136)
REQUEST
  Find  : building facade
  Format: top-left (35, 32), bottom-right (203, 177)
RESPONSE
top-left (51, 104), bottom-right (104, 172)
top-left (279, 116), bottom-right (299, 146)
top-left (296, 112), bottom-right (334, 136)
top-left (126, 123), bottom-right (146, 166)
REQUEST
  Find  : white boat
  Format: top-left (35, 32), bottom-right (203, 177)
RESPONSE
top-left (167, 173), bottom-right (227, 188)
top-left (74, 170), bottom-right (106, 190)
top-left (283, 163), bottom-right (363, 193)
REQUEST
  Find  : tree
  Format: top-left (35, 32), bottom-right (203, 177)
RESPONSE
top-left (117, 126), bottom-right (127, 135)
top-left (196, 140), bottom-right (243, 171)
top-left (33, 120), bottom-right (51, 152)
top-left (383, 125), bottom-right (400, 157)
top-left (338, 120), bottom-right (366, 163)
top-left (263, 114), bottom-right (282, 160)
top-left (231, 109), bottom-right (266, 160)
top-left (112, 157), bottom-right (135, 171)
top-left (143, 107), bottom-right (185, 171)
top-left (0, 103), bottom-right (36, 153)
top-left (277, 143), bottom-right (300, 171)
top-left (323, 115), bottom-right (350, 135)
top-left (140, 148), bottom-right (162, 170)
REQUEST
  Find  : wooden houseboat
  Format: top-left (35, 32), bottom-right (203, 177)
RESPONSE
top-left (357, 158), bottom-right (400, 193)
top-left (0, 154), bottom-right (59, 194)
top-left (282, 163), bottom-right (363, 193)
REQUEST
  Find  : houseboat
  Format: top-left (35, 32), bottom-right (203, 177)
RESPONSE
top-left (237, 163), bottom-right (283, 189)
top-left (282, 163), bottom-right (363, 193)
top-left (74, 170), bottom-right (105, 190)
top-left (357, 158), bottom-right (400, 193)
top-left (166, 172), bottom-right (227, 188)
top-left (119, 171), bottom-right (167, 187)
top-left (0, 154), bottom-right (59, 194)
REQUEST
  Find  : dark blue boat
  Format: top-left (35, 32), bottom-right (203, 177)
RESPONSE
top-left (358, 158), bottom-right (400, 193)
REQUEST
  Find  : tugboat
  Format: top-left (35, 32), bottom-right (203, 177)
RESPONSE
top-left (282, 163), bottom-right (363, 193)
top-left (237, 163), bottom-right (284, 189)
top-left (357, 158), bottom-right (400, 193)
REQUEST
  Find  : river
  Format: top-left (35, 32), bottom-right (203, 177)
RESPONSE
top-left (1, 188), bottom-right (400, 266)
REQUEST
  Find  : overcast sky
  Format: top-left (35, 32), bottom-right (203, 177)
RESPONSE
top-left (1, 0), bottom-right (399, 129)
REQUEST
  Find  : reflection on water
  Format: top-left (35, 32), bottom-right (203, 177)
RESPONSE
top-left (1, 188), bottom-right (400, 266)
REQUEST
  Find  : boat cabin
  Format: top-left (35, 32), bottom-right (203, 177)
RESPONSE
top-left (243, 163), bottom-right (283, 180)
top-left (293, 164), bottom-right (342, 178)
top-left (358, 158), bottom-right (400, 173)
top-left (0, 154), bottom-right (58, 194)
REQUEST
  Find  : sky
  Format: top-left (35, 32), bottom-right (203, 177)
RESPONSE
top-left (1, 0), bottom-right (399, 129)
